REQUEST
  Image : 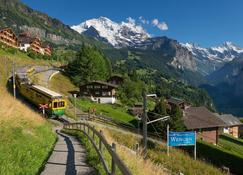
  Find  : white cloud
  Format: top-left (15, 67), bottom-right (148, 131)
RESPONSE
top-left (152, 18), bottom-right (168, 31)
top-left (127, 17), bottom-right (136, 24)
top-left (157, 22), bottom-right (168, 30)
top-left (139, 16), bottom-right (149, 24)
top-left (152, 19), bottom-right (159, 26)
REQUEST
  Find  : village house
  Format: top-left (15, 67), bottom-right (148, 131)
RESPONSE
top-left (42, 43), bottom-right (52, 56)
top-left (184, 106), bottom-right (226, 144)
top-left (129, 103), bottom-right (143, 117)
top-left (107, 75), bottom-right (124, 86)
top-left (0, 28), bottom-right (19, 48)
top-left (18, 33), bottom-right (44, 55)
top-left (167, 97), bottom-right (191, 111)
top-left (216, 114), bottom-right (242, 138)
top-left (79, 81), bottom-right (118, 104)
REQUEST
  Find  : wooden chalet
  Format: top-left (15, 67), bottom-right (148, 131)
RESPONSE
top-left (129, 103), bottom-right (143, 117)
top-left (0, 28), bottom-right (19, 48)
top-left (80, 81), bottom-right (118, 104)
top-left (167, 97), bottom-right (191, 110)
top-left (19, 33), bottom-right (43, 55)
top-left (217, 114), bottom-right (243, 138)
top-left (42, 43), bottom-right (52, 56)
top-left (107, 75), bottom-right (124, 86)
top-left (184, 107), bottom-right (225, 144)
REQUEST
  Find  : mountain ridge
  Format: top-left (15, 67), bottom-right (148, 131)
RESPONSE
top-left (73, 17), bottom-right (243, 77)
top-left (181, 42), bottom-right (243, 75)
top-left (71, 16), bottom-right (150, 48)
top-left (0, 0), bottom-right (104, 47)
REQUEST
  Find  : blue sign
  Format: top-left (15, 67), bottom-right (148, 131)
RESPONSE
top-left (168, 131), bottom-right (196, 147)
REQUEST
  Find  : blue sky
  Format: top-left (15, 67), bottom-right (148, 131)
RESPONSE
top-left (21, 0), bottom-right (243, 47)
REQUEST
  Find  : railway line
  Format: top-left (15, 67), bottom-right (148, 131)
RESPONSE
top-left (15, 66), bottom-right (66, 118)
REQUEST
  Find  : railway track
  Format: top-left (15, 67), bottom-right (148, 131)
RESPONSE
top-left (78, 113), bottom-right (166, 141)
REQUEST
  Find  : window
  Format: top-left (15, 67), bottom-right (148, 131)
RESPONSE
top-left (53, 102), bottom-right (58, 108)
top-left (102, 92), bottom-right (108, 96)
top-left (102, 85), bottom-right (108, 89)
top-left (95, 91), bottom-right (100, 95)
top-left (87, 85), bottom-right (93, 89)
top-left (94, 85), bottom-right (101, 89)
top-left (58, 101), bottom-right (65, 107)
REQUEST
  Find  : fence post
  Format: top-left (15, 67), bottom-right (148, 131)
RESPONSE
top-left (84, 125), bottom-right (86, 133)
top-left (92, 126), bottom-right (95, 140)
top-left (136, 143), bottom-right (139, 155)
top-left (111, 143), bottom-right (116, 175)
top-left (99, 130), bottom-right (103, 153)
top-left (88, 126), bottom-right (90, 135)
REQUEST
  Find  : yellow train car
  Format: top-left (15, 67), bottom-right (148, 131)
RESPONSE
top-left (16, 74), bottom-right (66, 117)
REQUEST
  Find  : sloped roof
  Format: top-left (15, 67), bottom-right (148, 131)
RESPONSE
top-left (167, 97), bottom-right (185, 105)
top-left (184, 107), bottom-right (226, 130)
top-left (81, 81), bottom-right (118, 88)
top-left (32, 85), bottom-right (62, 98)
top-left (18, 35), bottom-right (35, 44)
top-left (217, 114), bottom-right (242, 126)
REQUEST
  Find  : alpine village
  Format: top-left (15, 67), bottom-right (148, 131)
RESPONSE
top-left (1, 0), bottom-right (243, 175)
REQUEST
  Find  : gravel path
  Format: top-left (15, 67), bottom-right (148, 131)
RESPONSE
top-left (41, 129), bottom-right (95, 175)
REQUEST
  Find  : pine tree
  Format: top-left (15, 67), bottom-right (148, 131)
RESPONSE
top-left (65, 45), bottom-right (112, 85)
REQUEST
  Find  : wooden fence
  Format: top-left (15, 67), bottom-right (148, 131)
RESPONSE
top-left (63, 122), bottom-right (133, 175)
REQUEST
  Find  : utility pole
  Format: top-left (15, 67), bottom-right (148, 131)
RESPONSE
top-left (74, 94), bottom-right (77, 119)
top-left (12, 61), bottom-right (16, 99)
top-left (142, 88), bottom-right (147, 158)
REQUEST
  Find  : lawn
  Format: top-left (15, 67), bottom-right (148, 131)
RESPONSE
top-left (74, 98), bottom-right (137, 127)
top-left (219, 134), bottom-right (243, 158)
top-left (0, 87), bottom-right (57, 175)
top-left (196, 134), bottom-right (243, 174)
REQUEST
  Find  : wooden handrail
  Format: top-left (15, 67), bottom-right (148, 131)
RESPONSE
top-left (63, 122), bottom-right (133, 175)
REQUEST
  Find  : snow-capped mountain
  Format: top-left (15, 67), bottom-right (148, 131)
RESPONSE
top-left (181, 42), bottom-right (243, 75)
top-left (71, 17), bottom-right (150, 48)
top-left (72, 17), bottom-right (243, 76)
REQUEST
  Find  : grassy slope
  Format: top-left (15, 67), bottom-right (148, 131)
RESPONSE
top-left (103, 127), bottom-right (225, 175)
top-left (219, 134), bottom-right (243, 157)
top-left (0, 49), bottom-right (57, 174)
top-left (75, 98), bottom-right (136, 126)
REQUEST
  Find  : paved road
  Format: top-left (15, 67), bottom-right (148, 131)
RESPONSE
top-left (41, 129), bottom-right (95, 175)
top-left (16, 66), bottom-right (60, 87)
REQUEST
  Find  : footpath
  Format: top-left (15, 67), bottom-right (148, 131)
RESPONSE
top-left (41, 129), bottom-right (95, 175)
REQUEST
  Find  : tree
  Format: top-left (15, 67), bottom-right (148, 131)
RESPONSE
top-left (149, 98), bottom-right (168, 135)
top-left (169, 106), bottom-right (186, 131)
top-left (154, 98), bottom-right (167, 116)
top-left (117, 76), bottom-right (143, 106)
top-left (65, 45), bottom-right (112, 85)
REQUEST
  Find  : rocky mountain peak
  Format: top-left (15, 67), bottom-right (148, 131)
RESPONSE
top-left (181, 42), bottom-right (243, 75)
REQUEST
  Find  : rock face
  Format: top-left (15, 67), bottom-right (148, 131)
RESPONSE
top-left (135, 37), bottom-right (197, 72)
top-left (171, 43), bottom-right (197, 72)
top-left (0, 0), bottom-right (91, 45)
top-left (181, 42), bottom-right (243, 75)
top-left (207, 56), bottom-right (243, 84)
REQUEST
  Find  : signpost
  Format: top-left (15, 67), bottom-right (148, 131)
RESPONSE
top-left (167, 125), bottom-right (197, 159)
top-left (39, 104), bottom-right (48, 117)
